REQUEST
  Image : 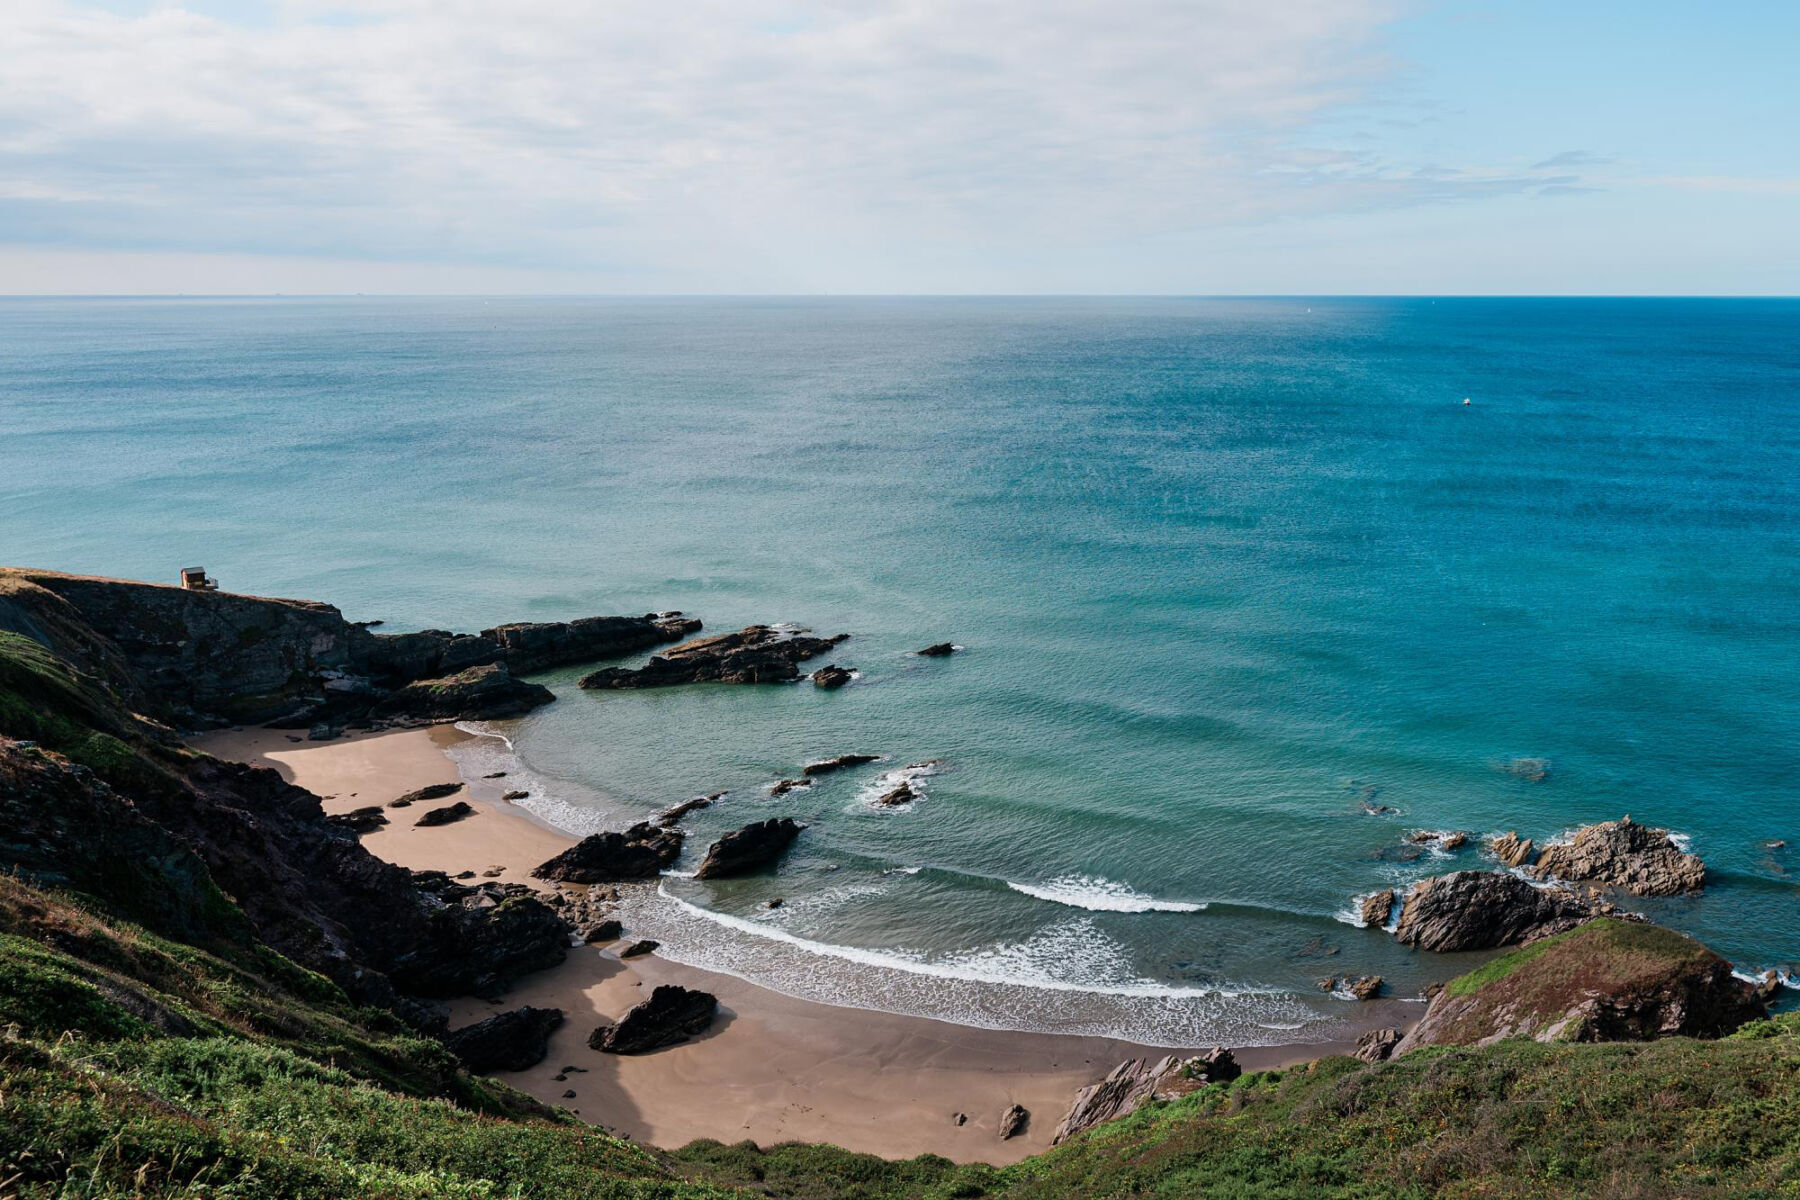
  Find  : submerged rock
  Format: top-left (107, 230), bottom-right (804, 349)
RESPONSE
top-left (443, 1006), bottom-right (565, 1072)
top-left (694, 818), bottom-right (805, 880)
top-left (578, 625), bottom-right (849, 689)
top-left (802, 753), bottom-right (881, 777)
top-left (1052, 1048), bottom-right (1239, 1145)
top-left (589, 985), bottom-right (717, 1054)
top-left (1489, 831), bottom-right (1536, 869)
top-left (1393, 870), bottom-right (1604, 953)
top-left (1531, 816), bottom-right (1705, 896)
top-left (1396, 918), bottom-right (1765, 1054)
top-left (998, 1104), bottom-right (1030, 1140)
top-left (531, 823), bottom-right (683, 884)
top-left (875, 781), bottom-right (919, 807)
top-left (811, 665), bottom-right (852, 689)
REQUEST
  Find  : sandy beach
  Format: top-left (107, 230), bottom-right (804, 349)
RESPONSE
top-left (195, 725), bottom-right (1415, 1165)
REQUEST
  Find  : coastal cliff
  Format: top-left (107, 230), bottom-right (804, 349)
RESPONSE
top-left (2, 568), bottom-right (1796, 1198)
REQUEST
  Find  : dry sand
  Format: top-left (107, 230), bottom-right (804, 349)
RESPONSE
top-left (194, 725), bottom-right (1412, 1165)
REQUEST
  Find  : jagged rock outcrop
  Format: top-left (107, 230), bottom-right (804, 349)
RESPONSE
top-left (1361, 889), bottom-right (1395, 928)
top-left (802, 753), bottom-right (880, 776)
top-left (1489, 831), bottom-right (1535, 868)
top-left (656, 792), bottom-right (722, 826)
top-left (1393, 870), bottom-right (1605, 953)
top-left (1395, 919), bottom-right (1765, 1055)
top-left (588, 985), bottom-right (717, 1053)
top-left (578, 625), bottom-right (849, 689)
top-left (1355, 1028), bottom-right (1402, 1062)
top-left (443, 1006), bottom-right (565, 1072)
top-left (1052, 1048), bottom-right (1239, 1145)
top-left (811, 665), bottom-right (852, 689)
top-left (530, 823), bottom-right (684, 884)
top-left (999, 1104), bottom-right (1030, 1139)
top-left (371, 664), bottom-right (553, 722)
top-left (693, 818), bottom-right (805, 880)
top-left (1532, 816), bottom-right (1705, 896)
top-left (480, 614), bottom-right (699, 674)
top-left (916, 643), bottom-right (958, 657)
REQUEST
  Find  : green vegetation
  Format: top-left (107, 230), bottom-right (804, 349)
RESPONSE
top-left (1447, 917), bottom-right (1709, 999)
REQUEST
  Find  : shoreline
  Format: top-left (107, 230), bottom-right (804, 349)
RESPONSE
top-left (194, 724), bottom-right (1415, 1165)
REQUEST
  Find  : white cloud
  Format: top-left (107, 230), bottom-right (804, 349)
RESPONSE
top-left (0, 0), bottom-right (1591, 290)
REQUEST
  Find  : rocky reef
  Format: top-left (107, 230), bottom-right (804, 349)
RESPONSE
top-left (1532, 816), bottom-right (1706, 896)
top-left (577, 624), bottom-right (848, 688)
top-left (693, 817), bottom-right (805, 880)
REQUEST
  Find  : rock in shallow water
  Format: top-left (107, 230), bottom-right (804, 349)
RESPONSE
top-left (916, 642), bottom-right (959, 657)
top-left (1531, 816), bottom-right (1705, 896)
top-left (1489, 830), bottom-right (1535, 868)
top-left (531, 823), bottom-right (683, 884)
top-left (802, 753), bottom-right (880, 776)
top-left (810, 664), bottom-right (852, 688)
top-left (694, 818), bottom-right (805, 880)
top-left (589, 985), bottom-right (717, 1054)
top-left (1360, 889), bottom-right (1395, 928)
top-left (1393, 870), bottom-right (1605, 953)
top-left (578, 625), bottom-right (849, 688)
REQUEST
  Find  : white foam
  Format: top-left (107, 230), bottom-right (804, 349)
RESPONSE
top-left (855, 760), bottom-right (940, 810)
top-left (1008, 875), bottom-right (1206, 914)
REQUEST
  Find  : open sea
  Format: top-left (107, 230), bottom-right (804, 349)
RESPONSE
top-left (3, 296), bottom-right (1796, 1046)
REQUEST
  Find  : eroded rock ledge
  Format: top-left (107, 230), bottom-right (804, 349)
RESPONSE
top-left (578, 625), bottom-right (848, 689)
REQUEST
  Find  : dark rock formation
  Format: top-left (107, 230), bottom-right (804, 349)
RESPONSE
top-left (1395, 919), bottom-right (1765, 1054)
top-left (656, 792), bottom-right (722, 826)
top-left (769, 778), bottom-right (811, 797)
top-left (443, 1006), bottom-right (565, 1072)
top-left (1361, 889), bottom-right (1395, 928)
top-left (875, 781), bottom-right (919, 807)
top-left (811, 665), bottom-right (852, 689)
top-left (999, 1104), bottom-right (1030, 1140)
top-left (1406, 830), bottom-right (1468, 850)
top-left (327, 806), bottom-right (389, 834)
top-left (1052, 1049), bottom-right (1238, 1145)
top-left (502, 790), bottom-right (529, 801)
top-left (581, 918), bottom-right (623, 943)
top-left (1394, 870), bottom-right (1605, 953)
top-left (578, 625), bottom-right (849, 689)
top-left (0, 568), bottom-right (691, 729)
top-left (1489, 831), bottom-right (1535, 868)
top-left (479, 614), bottom-right (699, 674)
top-left (389, 782), bottom-right (463, 808)
top-left (588, 985), bottom-right (717, 1053)
top-left (371, 663), bottom-right (553, 722)
top-left (1531, 816), bottom-right (1706, 896)
top-left (802, 753), bottom-right (880, 777)
top-left (619, 939), bottom-right (659, 959)
top-left (1355, 1028), bottom-right (1402, 1063)
top-left (694, 818), bottom-right (805, 880)
top-left (1347, 975), bottom-right (1383, 1001)
top-left (531, 823), bottom-right (683, 884)
top-left (916, 643), bottom-right (958, 657)
top-left (416, 801), bottom-right (474, 827)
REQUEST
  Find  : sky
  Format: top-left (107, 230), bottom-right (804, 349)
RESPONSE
top-left (0, 0), bottom-right (1795, 295)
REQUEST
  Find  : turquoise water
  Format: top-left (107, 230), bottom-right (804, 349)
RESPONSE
top-left (4, 297), bottom-right (1797, 1044)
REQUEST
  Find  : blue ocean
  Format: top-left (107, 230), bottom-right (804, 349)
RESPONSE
top-left (4, 296), bottom-right (1796, 1046)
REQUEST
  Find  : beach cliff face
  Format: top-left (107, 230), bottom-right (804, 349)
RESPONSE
top-left (0, 568), bottom-right (700, 1012)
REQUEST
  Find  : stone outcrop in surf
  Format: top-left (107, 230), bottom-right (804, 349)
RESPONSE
top-left (1360, 889), bottom-right (1395, 928)
top-left (589, 985), bottom-right (718, 1054)
top-left (1052, 1048), bottom-right (1240, 1145)
top-left (1489, 831), bottom-right (1535, 868)
top-left (802, 753), bottom-right (880, 776)
top-left (577, 625), bottom-right (849, 689)
top-left (443, 1006), bottom-right (566, 1072)
top-left (530, 823), bottom-right (684, 884)
top-left (693, 818), bottom-right (805, 879)
top-left (811, 665), bottom-right (852, 688)
top-left (1395, 919), bottom-right (1764, 1054)
top-left (916, 642), bottom-right (959, 657)
top-left (480, 614), bottom-right (700, 674)
top-left (1531, 816), bottom-right (1705, 896)
top-left (1393, 870), bottom-right (1608, 953)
